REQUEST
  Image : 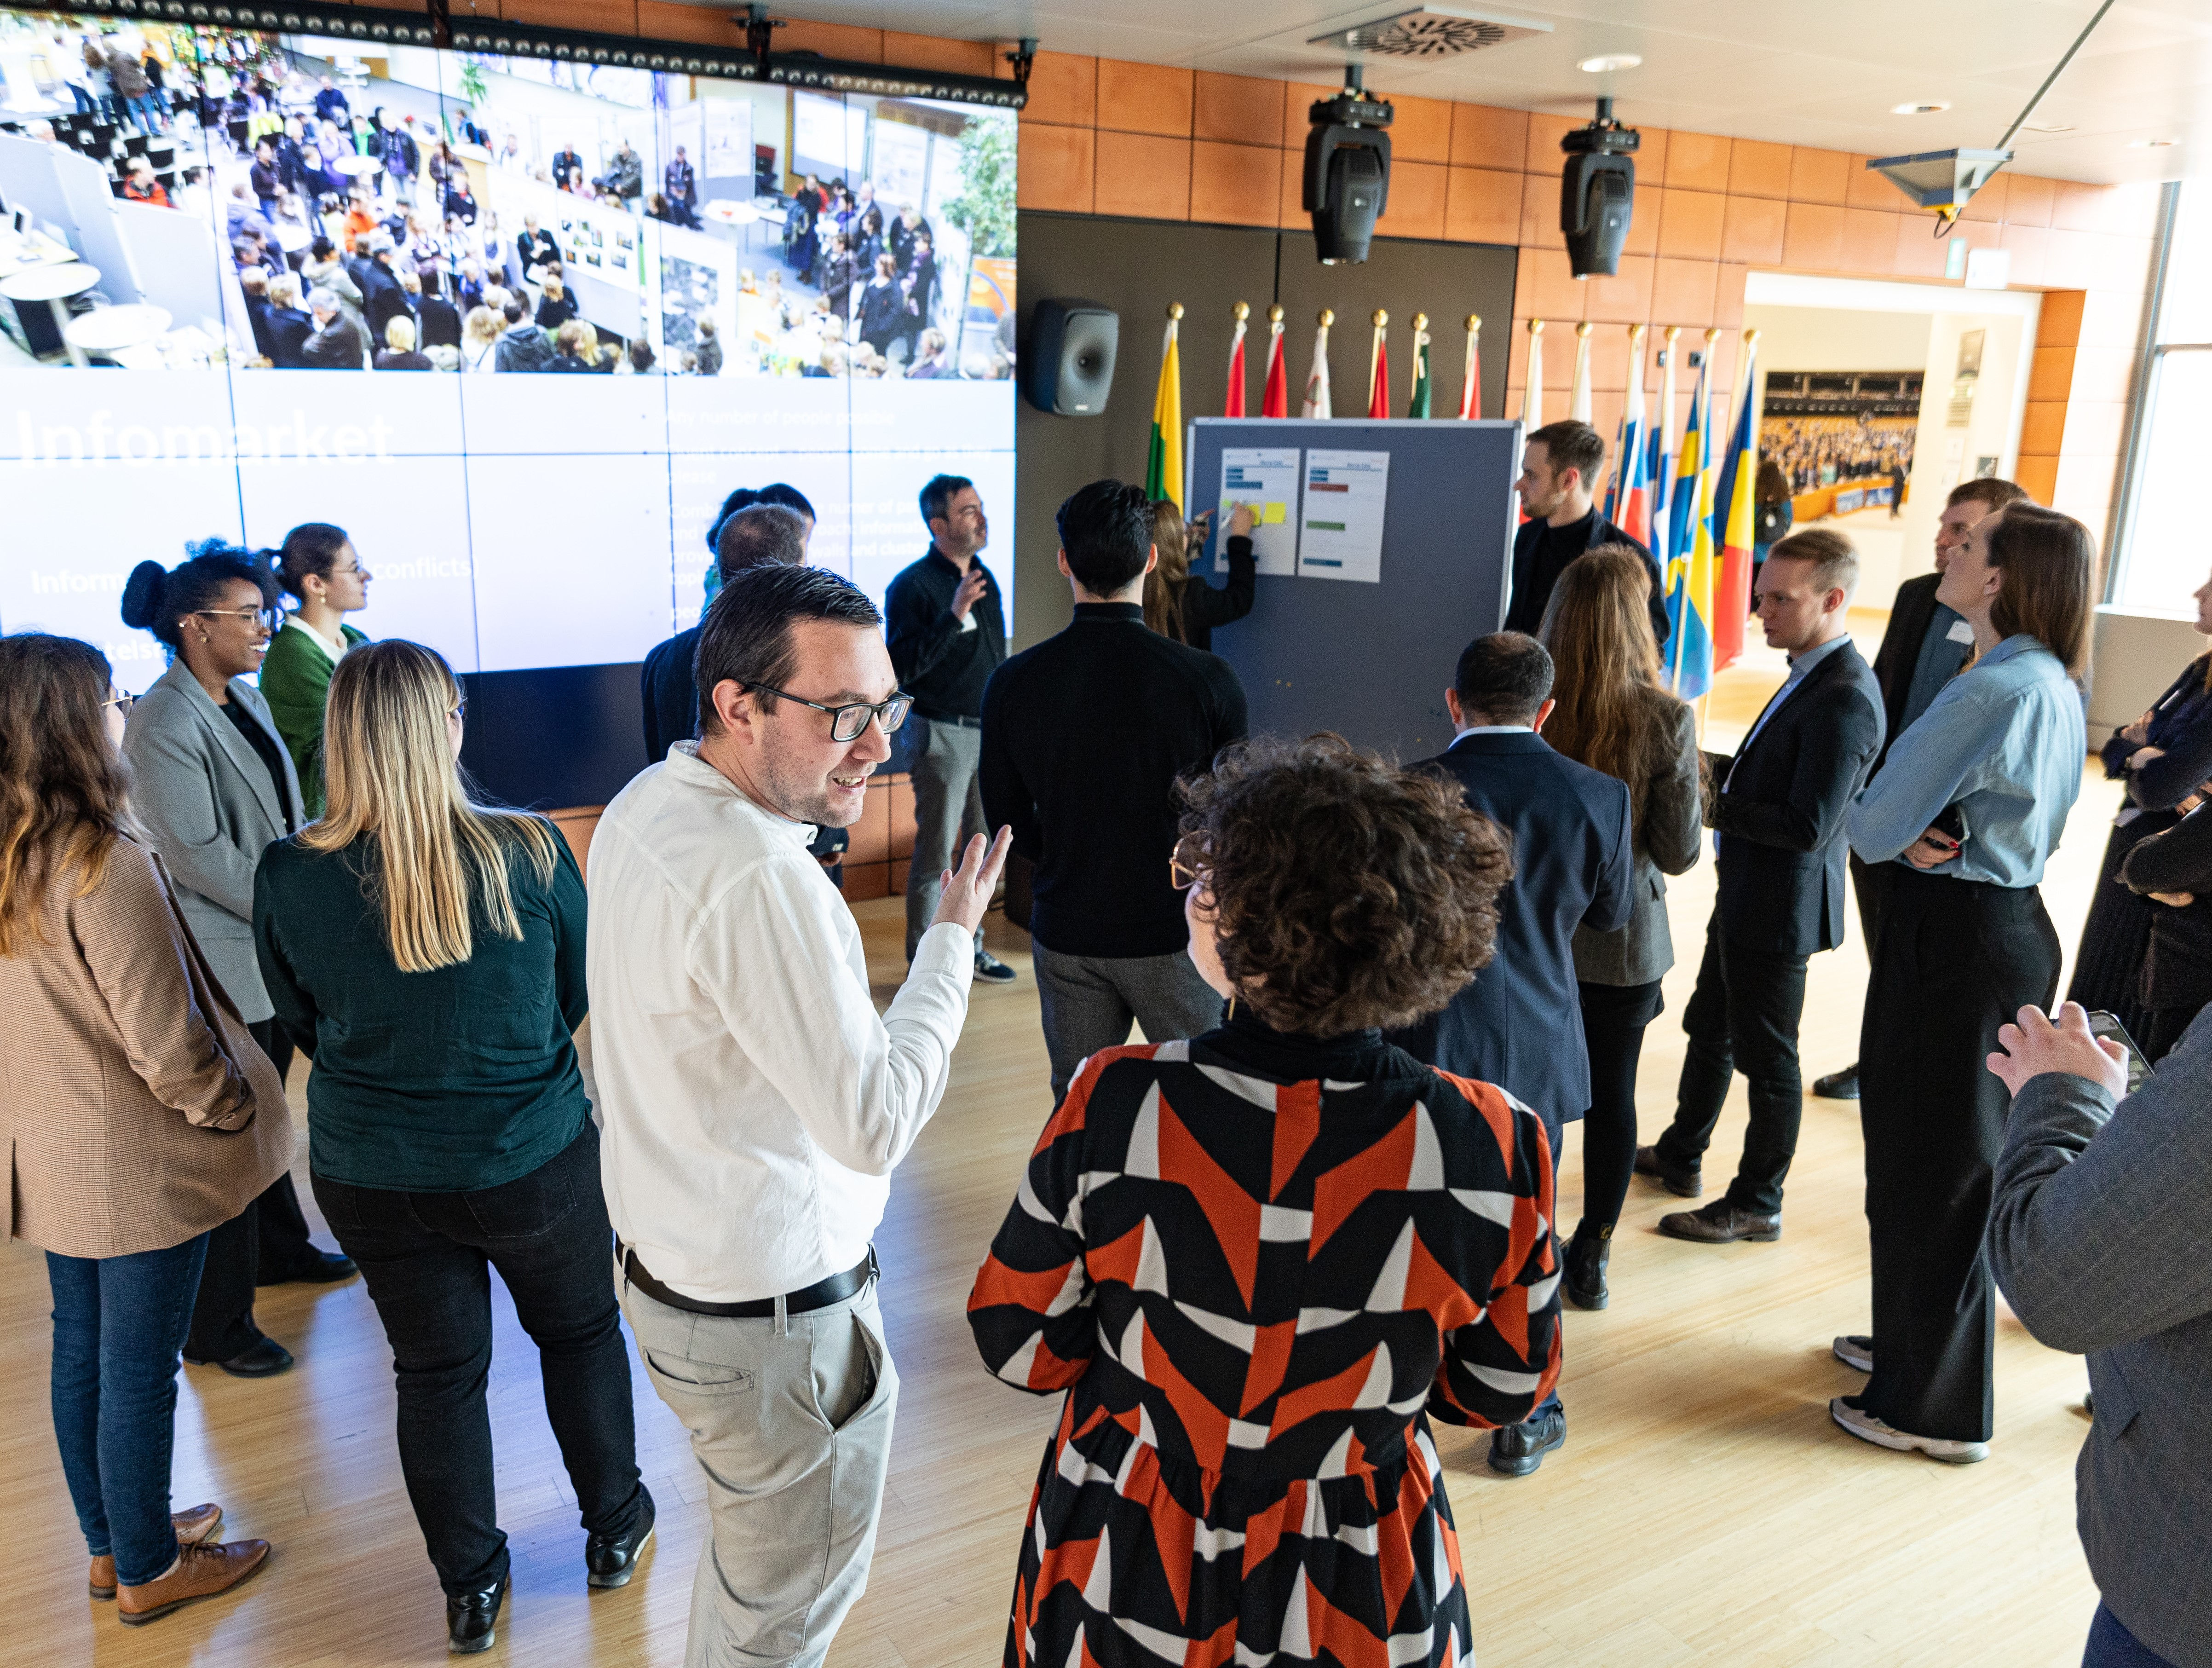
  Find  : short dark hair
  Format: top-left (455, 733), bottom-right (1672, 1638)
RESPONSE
top-left (121, 543), bottom-right (276, 650)
top-left (715, 505), bottom-right (808, 584)
top-left (272, 521), bottom-right (351, 600)
top-left (704, 486), bottom-right (759, 554)
top-left (1948, 476), bottom-right (2031, 514)
top-left (501, 299), bottom-right (525, 325)
top-left (1055, 480), bottom-right (1155, 595)
top-left (919, 473), bottom-right (973, 531)
top-left (695, 565), bottom-right (882, 736)
top-left (1177, 735), bottom-right (1513, 1034)
top-left (1987, 503), bottom-right (2092, 675)
top-left (1453, 632), bottom-right (1554, 724)
top-left (1526, 420), bottom-right (1607, 491)
top-left (757, 482), bottom-right (817, 522)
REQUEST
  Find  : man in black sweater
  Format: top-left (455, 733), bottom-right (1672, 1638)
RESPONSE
top-left (887, 475), bottom-right (1014, 980)
top-left (1502, 420), bottom-right (1669, 650)
top-left (981, 480), bottom-right (1247, 1101)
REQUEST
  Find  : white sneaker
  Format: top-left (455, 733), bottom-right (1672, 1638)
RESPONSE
top-left (1832, 1334), bottom-right (1873, 1373)
top-left (1829, 1396), bottom-right (1988, 1464)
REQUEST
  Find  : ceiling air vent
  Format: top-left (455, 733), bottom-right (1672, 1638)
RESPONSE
top-left (1308, 7), bottom-right (1548, 59)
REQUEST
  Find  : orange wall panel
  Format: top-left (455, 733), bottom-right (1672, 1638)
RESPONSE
top-left (1017, 125), bottom-right (1094, 213)
top-left (1094, 131), bottom-right (1190, 219)
top-left (1451, 104), bottom-right (1527, 171)
top-left (1021, 52), bottom-right (1097, 127)
top-left (1722, 194), bottom-right (1786, 266)
top-left (1665, 131), bottom-right (1731, 193)
top-left (1097, 59), bottom-right (1192, 138)
top-left (1193, 72), bottom-right (1283, 145)
top-left (1657, 189), bottom-right (1725, 261)
top-left (1444, 167), bottom-right (1521, 246)
top-left (1375, 160), bottom-right (1447, 241)
top-left (1728, 139), bottom-right (1791, 200)
top-left (882, 33), bottom-right (996, 77)
top-left (1191, 142), bottom-right (1282, 229)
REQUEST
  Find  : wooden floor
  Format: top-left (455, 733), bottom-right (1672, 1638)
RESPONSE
top-left (5, 609), bottom-right (2128, 1668)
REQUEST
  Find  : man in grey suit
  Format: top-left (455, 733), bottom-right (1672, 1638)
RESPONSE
top-left (1987, 1000), bottom-right (2212, 1668)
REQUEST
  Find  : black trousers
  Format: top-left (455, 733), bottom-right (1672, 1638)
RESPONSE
top-left (184, 1019), bottom-right (319, 1362)
top-left (1656, 912), bottom-right (1812, 1214)
top-left (1859, 869), bottom-right (2060, 1443)
top-left (1576, 978), bottom-right (1665, 1231)
top-left (311, 1122), bottom-right (644, 1596)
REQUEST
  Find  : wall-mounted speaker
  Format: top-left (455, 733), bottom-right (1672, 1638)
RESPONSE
top-left (1024, 299), bottom-right (1119, 417)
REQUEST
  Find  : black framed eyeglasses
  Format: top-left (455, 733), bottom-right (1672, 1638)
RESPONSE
top-left (747, 684), bottom-right (912, 743)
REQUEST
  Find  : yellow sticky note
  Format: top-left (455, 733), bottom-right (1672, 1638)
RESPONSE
top-left (1262, 501), bottom-right (1288, 524)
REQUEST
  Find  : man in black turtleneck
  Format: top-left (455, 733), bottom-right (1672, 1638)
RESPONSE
top-left (1501, 419), bottom-right (1669, 650)
top-left (979, 479), bottom-right (1247, 1104)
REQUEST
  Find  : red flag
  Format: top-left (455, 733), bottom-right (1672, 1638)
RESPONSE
top-left (1459, 315), bottom-right (1482, 420)
top-left (1367, 314), bottom-right (1389, 419)
top-left (1261, 311), bottom-right (1287, 418)
top-left (1225, 307), bottom-right (1248, 417)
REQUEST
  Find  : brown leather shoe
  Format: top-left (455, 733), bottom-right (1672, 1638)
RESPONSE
top-left (89, 1505), bottom-right (224, 1599)
top-left (116, 1539), bottom-right (270, 1625)
top-left (1633, 1144), bottom-right (1703, 1198)
top-left (1658, 1199), bottom-right (1782, 1243)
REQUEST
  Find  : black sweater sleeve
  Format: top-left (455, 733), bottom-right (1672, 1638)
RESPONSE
top-left (1183, 537), bottom-right (1257, 635)
top-left (2122, 802), bottom-right (2212, 896)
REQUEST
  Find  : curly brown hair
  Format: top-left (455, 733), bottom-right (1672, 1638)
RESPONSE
top-left (1177, 734), bottom-right (1512, 1036)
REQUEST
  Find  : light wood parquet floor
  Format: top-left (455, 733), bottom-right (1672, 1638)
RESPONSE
top-left (2, 606), bottom-right (2130, 1668)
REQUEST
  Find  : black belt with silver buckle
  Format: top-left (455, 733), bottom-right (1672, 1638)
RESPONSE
top-left (622, 1246), bottom-right (877, 1318)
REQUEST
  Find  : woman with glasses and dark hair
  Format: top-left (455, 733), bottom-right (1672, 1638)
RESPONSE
top-left (120, 544), bottom-right (354, 1383)
top-left (1841, 501), bottom-right (2092, 1465)
top-left (0, 632), bottom-right (289, 1628)
top-left (260, 519), bottom-right (372, 820)
top-left (253, 640), bottom-right (651, 1653)
top-left (968, 735), bottom-right (1561, 1668)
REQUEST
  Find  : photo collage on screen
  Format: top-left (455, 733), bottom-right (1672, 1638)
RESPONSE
top-left (0, 11), bottom-right (1017, 689)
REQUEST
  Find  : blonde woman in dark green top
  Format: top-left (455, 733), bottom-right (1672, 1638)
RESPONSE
top-left (250, 639), bottom-right (651, 1653)
top-left (258, 522), bottom-right (370, 819)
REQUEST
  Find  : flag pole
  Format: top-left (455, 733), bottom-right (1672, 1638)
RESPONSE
top-left (1262, 302), bottom-right (1287, 418)
top-left (1461, 313), bottom-right (1481, 420)
top-left (1569, 320), bottom-right (1594, 423)
top-left (1226, 300), bottom-right (1249, 417)
top-left (1410, 311), bottom-right (1428, 406)
top-left (1521, 318), bottom-right (1545, 426)
top-left (1368, 309), bottom-right (1389, 419)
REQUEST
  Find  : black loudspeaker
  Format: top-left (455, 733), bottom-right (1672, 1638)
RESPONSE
top-left (1024, 299), bottom-right (1119, 416)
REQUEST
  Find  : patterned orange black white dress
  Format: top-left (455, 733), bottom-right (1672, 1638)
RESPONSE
top-left (967, 1015), bottom-right (1562, 1668)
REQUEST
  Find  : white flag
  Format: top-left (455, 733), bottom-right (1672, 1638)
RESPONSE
top-left (1301, 322), bottom-right (1332, 420)
top-left (1521, 324), bottom-right (1544, 428)
top-left (1569, 324), bottom-right (1593, 423)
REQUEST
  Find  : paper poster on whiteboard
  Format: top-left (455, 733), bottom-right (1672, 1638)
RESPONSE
top-left (703, 97), bottom-right (752, 182)
top-left (1215, 448), bottom-right (1299, 577)
top-left (1299, 450), bottom-right (1389, 583)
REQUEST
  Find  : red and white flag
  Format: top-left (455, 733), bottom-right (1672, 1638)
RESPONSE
top-left (1262, 305), bottom-right (1288, 418)
top-left (1224, 303), bottom-right (1248, 417)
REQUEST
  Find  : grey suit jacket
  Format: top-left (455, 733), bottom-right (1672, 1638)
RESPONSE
top-left (122, 658), bottom-right (302, 1023)
top-left (1989, 1009), bottom-right (2212, 1668)
top-left (1572, 701), bottom-right (1704, 987)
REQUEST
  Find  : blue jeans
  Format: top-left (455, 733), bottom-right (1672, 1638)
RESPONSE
top-left (2084, 1604), bottom-right (2178, 1668)
top-left (48, 1235), bottom-right (212, 1586)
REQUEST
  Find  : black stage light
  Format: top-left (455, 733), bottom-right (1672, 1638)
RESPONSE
top-left (1560, 97), bottom-right (1639, 279)
top-left (1303, 69), bottom-right (1393, 265)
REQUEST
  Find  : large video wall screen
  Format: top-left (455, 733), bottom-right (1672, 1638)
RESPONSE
top-left (0, 12), bottom-right (1017, 690)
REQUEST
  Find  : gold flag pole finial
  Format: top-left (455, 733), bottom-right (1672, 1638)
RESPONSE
top-left (1703, 325), bottom-right (1721, 345)
top-left (1663, 323), bottom-right (1681, 343)
top-left (1372, 308), bottom-right (1388, 328)
top-left (1267, 303), bottom-right (1284, 324)
top-left (1577, 320), bottom-right (1593, 337)
top-left (1465, 313), bottom-right (1480, 334)
top-left (1529, 317), bottom-right (1545, 335)
top-left (1412, 311), bottom-right (1429, 333)
top-left (1745, 326), bottom-right (1762, 347)
top-left (1168, 301), bottom-right (1184, 321)
top-left (1319, 308), bottom-right (1335, 328)
top-left (1233, 300), bottom-right (1249, 323)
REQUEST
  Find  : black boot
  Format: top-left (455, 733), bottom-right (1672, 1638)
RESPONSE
top-left (1564, 1220), bottom-right (1611, 1311)
top-left (447, 1576), bottom-right (507, 1655)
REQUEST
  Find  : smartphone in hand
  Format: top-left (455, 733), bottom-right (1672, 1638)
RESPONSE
top-left (2085, 1009), bottom-right (2154, 1094)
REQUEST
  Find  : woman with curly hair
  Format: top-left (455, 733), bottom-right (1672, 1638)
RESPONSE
top-left (968, 735), bottom-right (1561, 1668)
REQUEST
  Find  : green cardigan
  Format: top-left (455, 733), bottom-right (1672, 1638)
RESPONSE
top-left (258, 619), bottom-right (368, 819)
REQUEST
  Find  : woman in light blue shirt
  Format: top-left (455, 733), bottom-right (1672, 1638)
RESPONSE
top-left (1836, 503), bottom-right (2092, 1465)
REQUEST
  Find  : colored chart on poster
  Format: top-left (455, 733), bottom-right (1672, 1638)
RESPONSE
top-left (1214, 447), bottom-right (1300, 576)
top-left (1298, 449), bottom-right (1389, 583)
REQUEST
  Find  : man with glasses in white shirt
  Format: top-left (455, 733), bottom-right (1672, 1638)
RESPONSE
top-left (588, 563), bottom-right (1008, 1668)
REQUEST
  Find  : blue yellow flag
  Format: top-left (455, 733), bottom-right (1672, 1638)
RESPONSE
top-left (1666, 356), bottom-right (1717, 699)
top-left (1710, 337), bottom-right (1759, 670)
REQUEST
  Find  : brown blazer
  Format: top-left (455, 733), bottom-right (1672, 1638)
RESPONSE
top-left (1, 834), bottom-right (294, 1259)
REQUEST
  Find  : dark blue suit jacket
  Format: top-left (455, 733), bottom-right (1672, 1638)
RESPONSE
top-left (1391, 729), bottom-right (1634, 1139)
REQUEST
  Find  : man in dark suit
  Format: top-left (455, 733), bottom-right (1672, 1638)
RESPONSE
top-left (1812, 475), bottom-right (2030, 1099)
top-left (1391, 631), bottom-right (1633, 1478)
top-left (355, 233), bottom-right (414, 348)
top-left (1502, 419), bottom-right (1670, 650)
top-left (552, 143), bottom-right (586, 193)
top-left (299, 286), bottom-right (365, 369)
top-left (1637, 529), bottom-right (1884, 1239)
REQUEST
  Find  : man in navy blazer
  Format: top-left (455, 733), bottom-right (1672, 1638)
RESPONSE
top-left (1638, 529), bottom-right (1884, 1240)
top-left (1392, 630), bottom-right (1633, 1478)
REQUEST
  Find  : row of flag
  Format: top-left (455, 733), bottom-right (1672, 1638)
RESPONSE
top-left (1146, 304), bottom-right (1764, 704)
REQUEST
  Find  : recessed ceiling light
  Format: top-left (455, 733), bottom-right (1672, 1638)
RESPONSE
top-left (2128, 137), bottom-right (2181, 148)
top-left (1890, 101), bottom-right (1950, 115)
top-left (1577, 53), bottom-right (1641, 73)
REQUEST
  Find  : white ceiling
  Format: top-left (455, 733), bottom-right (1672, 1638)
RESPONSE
top-left (675, 0), bottom-right (2211, 186)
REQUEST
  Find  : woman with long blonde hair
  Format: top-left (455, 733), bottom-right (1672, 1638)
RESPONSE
top-left (1141, 497), bottom-right (1255, 650)
top-left (1538, 546), bottom-right (1703, 1309)
top-left (2, 633), bottom-right (288, 1626)
top-left (251, 640), bottom-right (651, 1653)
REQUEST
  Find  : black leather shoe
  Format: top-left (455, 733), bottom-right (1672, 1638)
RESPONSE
top-left (1633, 1144), bottom-right (1703, 1198)
top-left (974, 949), bottom-right (1017, 984)
top-left (446, 1576), bottom-right (506, 1654)
top-left (1813, 1064), bottom-right (1861, 1100)
top-left (1563, 1221), bottom-right (1611, 1311)
top-left (257, 1249), bottom-right (356, 1286)
top-left (586, 1487), bottom-right (655, 1589)
top-left (1658, 1199), bottom-right (1782, 1243)
top-left (184, 1335), bottom-right (295, 1378)
top-left (1487, 1407), bottom-right (1566, 1477)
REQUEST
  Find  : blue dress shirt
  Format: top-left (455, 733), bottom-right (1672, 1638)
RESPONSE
top-left (1846, 633), bottom-right (2084, 887)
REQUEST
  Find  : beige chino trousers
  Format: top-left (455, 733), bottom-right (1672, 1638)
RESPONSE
top-left (618, 1266), bottom-right (899, 1668)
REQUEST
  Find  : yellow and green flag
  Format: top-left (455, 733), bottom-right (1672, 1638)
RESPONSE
top-left (1146, 311), bottom-right (1184, 510)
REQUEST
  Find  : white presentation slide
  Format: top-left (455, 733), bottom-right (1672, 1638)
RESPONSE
top-left (1299, 450), bottom-right (1390, 584)
top-left (1215, 447), bottom-right (1300, 577)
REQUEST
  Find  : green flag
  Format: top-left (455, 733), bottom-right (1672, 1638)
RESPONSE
top-left (1409, 335), bottom-right (1433, 417)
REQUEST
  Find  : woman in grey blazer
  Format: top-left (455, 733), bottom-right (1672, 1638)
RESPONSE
top-left (121, 546), bottom-right (352, 1379)
top-left (1540, 547), bottom-right (1704, 1310)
